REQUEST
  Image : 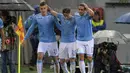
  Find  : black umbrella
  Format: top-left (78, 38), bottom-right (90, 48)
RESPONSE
top-left (0, 0), bottom-right (34, 11)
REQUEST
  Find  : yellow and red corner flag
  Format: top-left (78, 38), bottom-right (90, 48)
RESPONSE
top-left (15, 15), bottom-right (25, 73)
top-left (15, 16), bottom-right (24, 44)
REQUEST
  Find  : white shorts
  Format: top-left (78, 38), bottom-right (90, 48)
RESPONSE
top-left (77, 39), bottom-right (94, 57)
top-left (59, 42), bottom-right (76, 59)
top-left (56, 35), bottom-right (60, 41)
top-left (37, 42), bottom-right (58, 56)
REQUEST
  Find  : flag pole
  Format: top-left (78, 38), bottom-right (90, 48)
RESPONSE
top-left (18, 36), bottom-right (21, 73)
top-left (17, 14), bottom-right (22, 73)
top-left (15, 13), bottom-right (24, 73)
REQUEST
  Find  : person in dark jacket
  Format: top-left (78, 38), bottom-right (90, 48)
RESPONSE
top-left (92, 11), bottom-right (106, 33)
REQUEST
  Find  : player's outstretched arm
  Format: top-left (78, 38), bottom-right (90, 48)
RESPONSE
top-left (24, 21), bottom-right (36, 40)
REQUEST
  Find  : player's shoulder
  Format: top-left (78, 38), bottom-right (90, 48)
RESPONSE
top-left (71, 16), bottom-right (75, 19)
top-left (47, 13), bottom-right (56, 20)
top-left (74, 12), bottom-right (81, 19)
top-left (26, 14), bottom-right (36, 21)
top-left (70, 16), bottom-right (75, 24)
top-left (58, 13), bottom-right (64, 18)
top-left (58, 13), bottom-right (63, 16)
top-left (74, 12), bottom-right (80, 16)
top-left (29, 14), bottom-right (35, 18)
top-left (34, 13), bottom-right (41, 17)
top-left (69, 15), bottom-right (75, 21)
top-left (84, 13), bottom-right (92, 19)
top-left (33, 13), bottom-right (43, 19)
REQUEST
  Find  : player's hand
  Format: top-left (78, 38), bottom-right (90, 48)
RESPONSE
top-left (81, 3), bottom-right (89, 10)
top-left (21, 40), bottom-right (25, 46)
top-left (47, 6), bottom-right (52, 12)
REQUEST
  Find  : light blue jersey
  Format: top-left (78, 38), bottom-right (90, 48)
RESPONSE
top-left (74, 12), bottom-right (93, 41)
top-left (56, 13), bottom-right (76, 43)
top-left (0, 18), bottom-right (3, 29)
top-left (24, 13), bottom-right (57, 42)
top-left (24, 12), bottom-right (51, 29)
top-left (24, 14), bottom-right (39, 38)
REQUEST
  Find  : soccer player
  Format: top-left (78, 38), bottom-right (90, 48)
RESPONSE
top-left (49, 7), bottom-right (76, 73)
top-left (24, 2), bottom-right (60, 73)
top-left (24, 5), bottom-right (40, 70)
top-left (74, 3), bottom-right (94, 73)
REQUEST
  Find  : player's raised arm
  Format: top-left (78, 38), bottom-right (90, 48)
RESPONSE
top-left (81, 3), bottom-right (94, 17)
top-left (54, 17), bottom-right (62, 31)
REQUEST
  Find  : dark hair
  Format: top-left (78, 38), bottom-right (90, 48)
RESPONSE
top-left (94, 11), bottom-right (101, 20)
top-left (1, 10), bottom-right (10, 16)
top-left (62, 8), bottom-right (71, 13)
top-left (79, 3), bottom-right (86, 10)
top-left (94, 11), bottom-right (100, 16)
top-left (40, 2), bottom-right (47, 6)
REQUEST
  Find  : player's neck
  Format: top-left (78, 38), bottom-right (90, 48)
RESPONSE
top-left (41, 13), bottom-right (47, 16)
top-left (66, 15), bottom-right (72, 20)
top-left (69, 15), bottom-right (72, 18)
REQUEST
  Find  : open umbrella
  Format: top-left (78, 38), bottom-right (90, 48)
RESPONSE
top-left (0, 0), bottom-right (34, 11)
top-left (115, 12), bottom-right (130, 24)
top-left (94, 30), bottom-right (128, 44)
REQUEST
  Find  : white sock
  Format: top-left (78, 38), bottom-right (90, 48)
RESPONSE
top-left (54, 64), bottom-right (56, 73)
top-left (79, 60), bottom-right (86, 73)
top-left (87, 61), bottom-right (93, 73)
top-left (37, 60), bottom-right (43, 73)
top-left (61, 62), bottom-right (69, 73)
top-left (54, 63), bottom-right (60, 73)
top-left (70, 61), bottom-right (76, 73)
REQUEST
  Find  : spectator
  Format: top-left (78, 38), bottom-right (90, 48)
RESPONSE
top-left (92, 11), bottom-right (106, 33)
top-left (1, 10), bottom-right (16, 73)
